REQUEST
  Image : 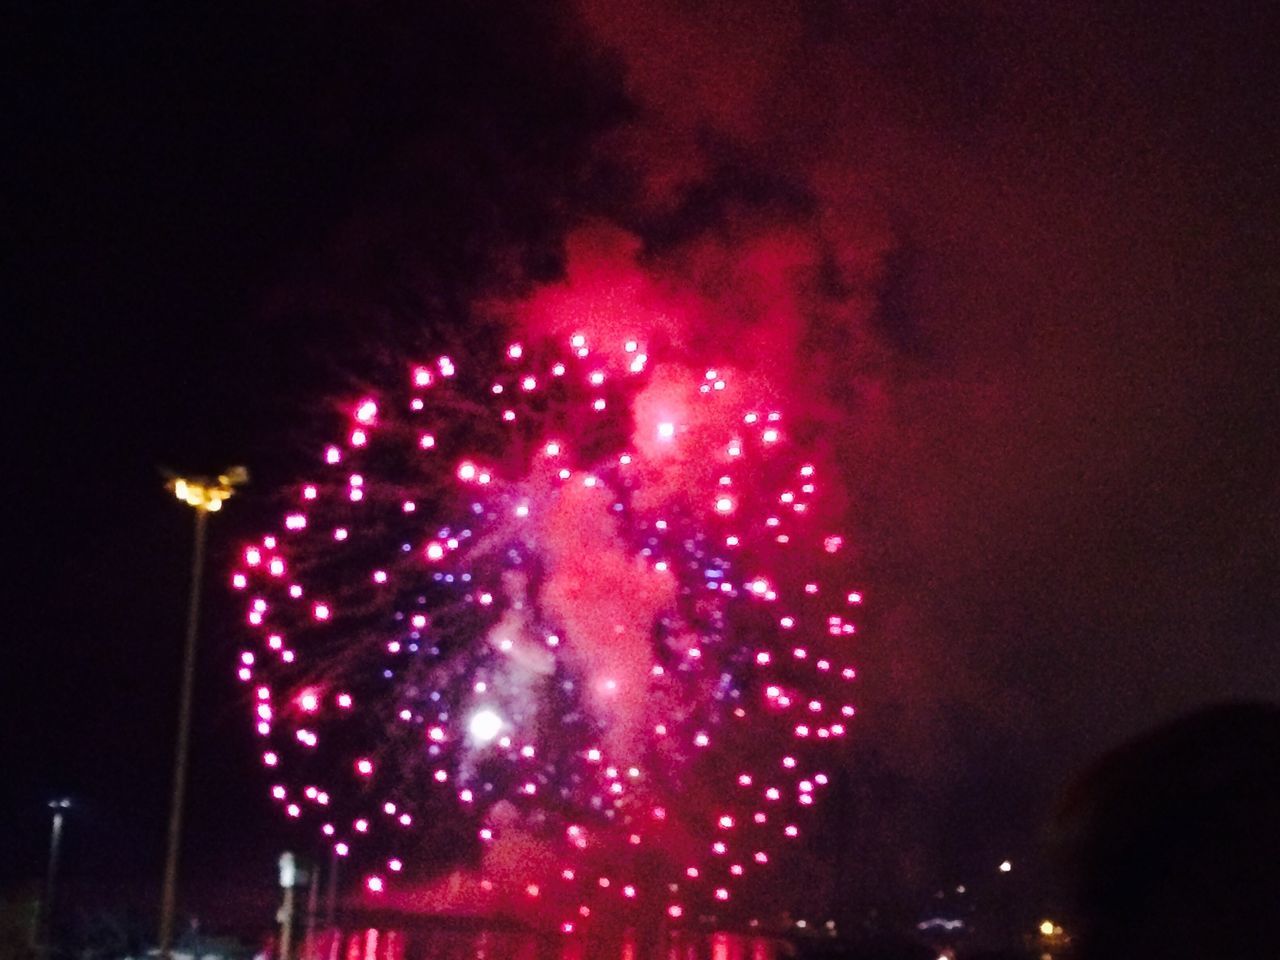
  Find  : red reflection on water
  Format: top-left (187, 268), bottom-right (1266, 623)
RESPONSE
top-left (302, 928), bottom-right (779, 960)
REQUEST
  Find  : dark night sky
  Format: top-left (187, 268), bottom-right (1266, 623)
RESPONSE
top-left (5, 0), bottom-right (1278, 937)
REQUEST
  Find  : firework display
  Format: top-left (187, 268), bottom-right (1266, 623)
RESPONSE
top-left (232, 332), bottom-right (860, 930)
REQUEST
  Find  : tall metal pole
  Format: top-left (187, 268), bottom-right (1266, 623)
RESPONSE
top-left (303, 859), bottom-right (319, 960)
top-left (40, 801), bottom-right (69, 960)
top-left (158, 507), bottom-right (208, 960)
top-left (324, 849), bottom-right (338, 928)
top-left (277, 884), bottom-right (296, 960)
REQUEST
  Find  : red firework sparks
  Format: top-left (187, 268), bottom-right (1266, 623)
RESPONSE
top-left (232, 332), bottom-right (860, 930)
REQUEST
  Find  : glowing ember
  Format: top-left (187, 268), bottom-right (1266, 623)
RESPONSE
top-left (468, 709), bottom-right (503, 743)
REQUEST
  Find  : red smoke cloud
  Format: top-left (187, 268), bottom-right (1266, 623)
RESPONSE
top-left (334, 0), bottom-right (1279, 919)
top-left (510, 0), bottom-right (1280, 906)
top-left (539, 482), bottom-right (676, 756)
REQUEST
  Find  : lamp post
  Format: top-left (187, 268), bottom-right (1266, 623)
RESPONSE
top-left (39, 798), bottom-right (71, 960)
top-left (324, 847), bottom-right (339, 928)
top-left (277, 852), bottom-right (297, 960)
top-left (303, 856), bottom-right (320, 960)
top-left (158, 467), bottom-right (247, 960)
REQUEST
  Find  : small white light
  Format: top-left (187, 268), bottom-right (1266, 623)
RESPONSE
top-left (469, 709), bottom-right (503, 743)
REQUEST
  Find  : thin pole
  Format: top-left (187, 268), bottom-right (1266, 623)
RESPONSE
top-left (40, 809), bottom-right (65, 960)
top-left (159, 507), bottom-right (208, 960)
top-left (303, 860), bottom-right (319, 960)
top-left (278, 883), bottom-right (296, 960)
top-left (324, 849), bottom-right (338, 928)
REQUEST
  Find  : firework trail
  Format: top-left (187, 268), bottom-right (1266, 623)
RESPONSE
top-left (232, 331), bottom-right (860, 930)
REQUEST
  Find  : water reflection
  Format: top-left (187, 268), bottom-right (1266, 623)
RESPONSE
top-left (308, 928), bottom-right (784, 960)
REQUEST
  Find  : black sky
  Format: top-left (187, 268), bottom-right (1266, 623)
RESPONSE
top-left (5, 0), bottom-right (1278, 938)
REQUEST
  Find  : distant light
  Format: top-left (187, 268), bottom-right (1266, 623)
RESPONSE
top-left (999, 860), bottom-right (1012, 873)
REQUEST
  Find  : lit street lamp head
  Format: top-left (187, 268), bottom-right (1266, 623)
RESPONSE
top-left (165, 466), bottom-right (249, 512)
top-left (156, 463), bottom-right (246, 960)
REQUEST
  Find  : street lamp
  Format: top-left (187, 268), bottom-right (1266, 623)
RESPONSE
top-left (157, 467), bottom-right (247, 960)
top-left (39, 798), bottom-right (71, 960)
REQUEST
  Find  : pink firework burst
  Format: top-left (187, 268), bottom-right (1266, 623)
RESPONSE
top-left (232, 333), bottom-right (860, 930)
